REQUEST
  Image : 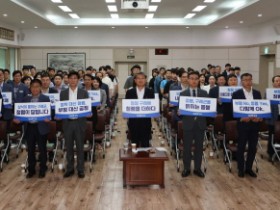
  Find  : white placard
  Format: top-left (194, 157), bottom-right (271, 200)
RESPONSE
top-left (55, 99), bottom-right (92, 119)
top-left (219, 86), bottom-right (242, 103)
top-left (169, 90), bottom-right (181, 106)
top-left (14, 102), bottom-right (51, 122)
top-left (266, 88), bottom-right (280, 104)
top-left (179, 96), bottom-right (217, 117)
top-left (88, 90), bottom-right (101, 106)
top-left (44, 93), bottom-right (60, 109)
top-left (122, 99), bottom-right (160, 118)
top-left (232, 99), bottom-right (271, 118)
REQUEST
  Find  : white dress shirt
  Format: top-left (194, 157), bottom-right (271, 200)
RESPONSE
top-left (243, 87), bottom-right (253, 100)
top-left (69, 87), bottom-right (78, 100)
top-left (136, 87), bottom-right (145, 99)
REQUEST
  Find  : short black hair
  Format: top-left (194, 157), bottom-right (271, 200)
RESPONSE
top-left (86, 66), bottom-right (93, 71)
top-left (227, 74), bottom-right (237, 80)
top-left (41, 73), bottom-right (51, 79)
top-left (92, 76), bottom-right (102, 87)
top-left (30, 78), bottom-right (42, 86)
top-left (84, 74), bottom-right (93, 80)
top-left (217, 74), bottom-right (226, 80)
top-left (99, 66), bottom-right (107, 72)
top-left (241, 73), bottom-right (252, 80)
top-left (13, 70), bottom-right (22, 77)
top-left (21, 76), bottom-right (32, 83)
top-left (34, 72), bottom-right (42, 79)
top-left (134, 72), bottom-right (147, 79)
top-left (225, 63), bottom-right (231, 67)
top-left (4, 69), bottom-right (10, 74)
top-left (235, 66), bottom-right (241, 71)
top-left (272, 75), bottom-right (280, 83)
top-left (68, 71), bottom-right (80, 79)
top-left (47, 67), bottom-right (55, 72)
top-left (54, 74), bottom-right (63, 80)
top-left (188, 71), bottom-right (199, 78)
top-left (178, 70), bottom-right (187, 78)
top-left (131, 64), bottom-right (141, 71)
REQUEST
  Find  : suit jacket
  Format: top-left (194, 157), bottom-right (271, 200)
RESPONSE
top-left (180, 88), bottom-right (209, 130)
top-left (22, 94), bottom-right (50, 135)
top-left (209, 86), bottom-right (223, 114)
top-left (48, 87), bottom-right (58, 94)
top-left (101, 83), bottom-right (110, 107)
top-left (11, 82), bottom-right (29, 103)
top-left (125, 87), bottom-right (155, 129)
top-left (1, 83), bottom-right (14, 120)
top-left (232, 88), bottom-right (262, 130)
top-left (60, 88), bottom-right (89, 131)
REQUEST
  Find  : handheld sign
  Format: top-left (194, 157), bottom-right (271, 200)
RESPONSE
top-left (122, 99), bottom-right (160, 118)
top-left (179, 96), bottom-right (217, 117)
top-left (169, 90), bottom-right (181, 106)
top-left (219, 86), bottom-right (242, 103)
top-left (14, 102), bottom-right (51, 122)
top-left (55, 99), bottom-right (92, 119)
top-left (1, 92), bottom-right (12, 108)
top-left (232, 99), bottom-right (271, 118)
top-left (154, 93), bottom-right (159, 99)
top-left (88, 90), bottom-right (101, 106)
top-left (266, 88), bottom-right (280, 104)
top-left (44, 93), bottom-right (60, 109)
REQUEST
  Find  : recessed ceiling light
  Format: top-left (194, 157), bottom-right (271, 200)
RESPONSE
top-left (258, 13), bottom-right (262, 17)
top-left (110, 14), bottom-right (119, 19)
top-left (51, 0), bottom-right (63, 3)
top-left (21, 20), bottom-right (25, 24)
top-left (145, 14), bottom-right (154, 19)
top-left (34, 26), bottom-right (38, 29)
top-left (185, 26), bottom-right (190, 29)
top-left (3, 14), bottom-right (8, 17)
top-left (184, 13), bottom-right (196, 19)
top-left (111, 26), bottom-right (115, 29)
top-left (108, 5), bottom-right (118, 12)
top-left (145, 27), bottom-right (149, 29)
top-left (58, 6), bottom-right (72, 12)
top-left (69, 13), bottom-right (80, 19)
top-left (74, 26), bottom-right (78, 29)
top-left (239, 20), bottom-right (244, 24)
top-left (148, 6), bottom-right (158, 12)
top-left (192, 5), bottom-right (207, 12)
top-left (105, 0), bottom-right (116, 2)
top-left (204, 0), bottom-right (215, 2)
top-left (151, 0), bottom-right (161, 2)
top-left (225, 26), bottom-right (229, 29)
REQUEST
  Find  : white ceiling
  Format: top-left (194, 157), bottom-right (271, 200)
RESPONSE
top-left (0, 0), bottom-right (279, 29)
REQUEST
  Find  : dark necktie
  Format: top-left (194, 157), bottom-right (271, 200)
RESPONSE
top-left (193, 89), bottom-right (196, 97)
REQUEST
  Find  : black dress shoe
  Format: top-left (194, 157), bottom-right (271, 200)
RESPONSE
top-left (193, 169), bottom-right (205, 178)
top-left (245, 170), bottom-right (257, 178)
top-left (238, 171), bottom-right (244, 178)
top-left (63, 170), bottom-right (74, 178)
top-left (26, 172), bottom-right (35, 179)
top-left (39, 171), bottom-right (46, 178)
top-left (78, 171), bottom-right (85, 178)
top-left (181, 170), bottom-right (190, 177)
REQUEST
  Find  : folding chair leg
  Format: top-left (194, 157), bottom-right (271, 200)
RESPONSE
top-left (202, 152), bottom-right (207, 173)
top-left (0, 140), bottom-right (10, 172)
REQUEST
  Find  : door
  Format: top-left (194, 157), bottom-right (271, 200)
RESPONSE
top-left (268, 61), bottom-right (274, 88)
top-left (115, 62), bottom-right (147, 98)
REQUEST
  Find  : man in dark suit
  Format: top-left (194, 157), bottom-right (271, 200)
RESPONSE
top-left (14, 79), bottom-right (50, 178)
top-left (11, 70), bottom-right (29, 103)
top-left (209, 74), bottom-right (227, 114)
top-left (60, 71), bottom-right (89, 178)
top-left (232, 73), bottom-right (262, 178)
top-left (125, 72), bottom-right (154, 147)
top-left (180, 71), bottom-right (208, 178)
top-left (266, 75), bottom-right (280, 161)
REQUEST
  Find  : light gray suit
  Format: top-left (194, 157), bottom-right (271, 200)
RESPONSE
top-left (180, 88), bottom-right (208, 171)
top-left (60, 88), bottom-right (89, 172)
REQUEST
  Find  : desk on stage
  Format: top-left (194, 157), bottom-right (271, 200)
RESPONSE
top-left (119, 148), bottom-right (168, 188)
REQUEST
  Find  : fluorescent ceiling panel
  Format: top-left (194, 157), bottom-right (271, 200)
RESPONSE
top-left (69, 13), bottom-right (80, 19)
top-left (192, 5), bottom-right (207, 12)
top-left (108, 5), bottom-right (117, 12)
top-left (105, 0), bottom-right (116, 2)
top-left (204, 0), bottom-right (215, 3)
top-left (110, 14), bottom-right (119, 19)
top-left (51, 0), bottom-right (63, 3)
top-left (145, 14), bottom-right (154, 19)
top-left (58, 5), bottom-right (72, 12)
top-left (148, 6), bottom-right (158, 12)
top-left (184, 13), bottom-right (196, 19)
top-left (151, 0), bottom-right (161, 2)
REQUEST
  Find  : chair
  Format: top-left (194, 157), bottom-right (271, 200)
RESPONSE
top-left (212, 114), bottom-right (224, 158)
top-left (258, 121), bottom-right (268, 159)
top-left (175, 121), bottom-right (207, 173)
top-left (7, 121), bottom-right (25, 158)
top-left (93, 112), bottom-right (106, 159)
top-left (0, 121), bottom-right (8, 172)
top-left (271, 121), bottom-right (280, 164)
top-left (223, 120), bottom-right (259, 173)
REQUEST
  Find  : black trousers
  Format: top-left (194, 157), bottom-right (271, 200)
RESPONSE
top-left (26, 124), bottom-right (47, 173)
top-left (237, 125), bottom-right (259, 171)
